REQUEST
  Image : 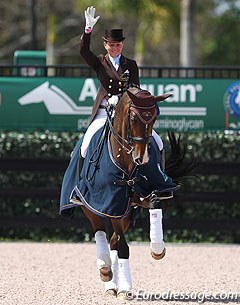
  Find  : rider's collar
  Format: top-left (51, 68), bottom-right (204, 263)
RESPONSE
top-left (109, 54), bottom-right (121, 68)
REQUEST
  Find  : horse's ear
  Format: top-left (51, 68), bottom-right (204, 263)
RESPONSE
top-left (127, 89), bottom-right (139, 103)
top-left (154, 93), bottom-right (173, 102)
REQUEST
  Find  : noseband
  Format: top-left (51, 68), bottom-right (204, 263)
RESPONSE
top-left (127, 102), bottom-right (157, 145)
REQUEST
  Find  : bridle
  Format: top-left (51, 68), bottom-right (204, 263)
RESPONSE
top-left (107, 93), bottom-right (158, 157)
top-left (126, 102), bottom-right (157, 145)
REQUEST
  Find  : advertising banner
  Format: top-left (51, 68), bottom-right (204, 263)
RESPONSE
top-left (0, 77), bottom-right (239, 131)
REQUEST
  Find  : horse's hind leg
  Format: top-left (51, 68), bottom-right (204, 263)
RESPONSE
top-left (105, 214), bottom-right (132, 296)
top-left (110, 218), bottom-right (132, 298)
top-left (149, 196), bottom-right (166, 260)
top-left (80, 206), bottom-right (112, 282)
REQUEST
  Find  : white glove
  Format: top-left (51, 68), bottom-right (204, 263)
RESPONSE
top-left (108, 95), bottom-right (119, 107)
top-left (84, 6), bottom-right (100, 33)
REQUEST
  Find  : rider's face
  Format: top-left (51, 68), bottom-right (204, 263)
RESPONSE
top-left (104, 41), bottom-right (124, 58)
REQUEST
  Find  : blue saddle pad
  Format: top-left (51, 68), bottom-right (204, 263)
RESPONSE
top-left (60, 128), bottom-right (176, 218)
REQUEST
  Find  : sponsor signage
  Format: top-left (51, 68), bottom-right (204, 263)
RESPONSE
top-left (0, 77), bottom-right (239, 131)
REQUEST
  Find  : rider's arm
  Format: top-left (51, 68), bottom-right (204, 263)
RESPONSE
top-left (80, 32), bottom-right (99, 70)
top-left (80, 6), bottom-right (100, 70)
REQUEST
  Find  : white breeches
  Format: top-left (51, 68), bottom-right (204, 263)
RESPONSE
top-left (80, 109), bottom-right (164, 158)
top-left (80, 109), bottom-right (107, 158)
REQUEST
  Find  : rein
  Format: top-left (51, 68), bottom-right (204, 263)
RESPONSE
top-left (85, 107), bottom-right (113, 181)
top-left (106, 105), bottom-right (134, 155)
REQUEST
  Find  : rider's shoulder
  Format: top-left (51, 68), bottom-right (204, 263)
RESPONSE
top-left (98, 54), bottom-right (105, 61)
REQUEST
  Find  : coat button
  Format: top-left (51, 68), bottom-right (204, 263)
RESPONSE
top-left (119, 88), bottom-right (122, 91)
top-left (110, 79), bottom-right (113, 82)
top-left (108, 93), bottom-right (111, 96)
top-left (109, 85), bottom-right (112, 88)
top-left (119, 81), bottom-right (122, 85)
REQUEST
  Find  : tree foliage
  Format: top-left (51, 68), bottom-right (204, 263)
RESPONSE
top-left (0, 0), bottom-right (239, 65)
top-left (198, 3), bottom-right (240, 64)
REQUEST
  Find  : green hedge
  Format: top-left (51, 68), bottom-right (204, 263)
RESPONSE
top-left (1, 130), bottom-right (240, 160)
top-left (0, 130), bottom-right (240, 243)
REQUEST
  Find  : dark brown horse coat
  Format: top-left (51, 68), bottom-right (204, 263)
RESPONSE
top-left (80, 32), bottom-right (140, 125)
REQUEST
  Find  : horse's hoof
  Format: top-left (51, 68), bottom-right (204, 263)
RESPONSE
top-left (105, 289), bottom-right (117, 297)
top-left (117, 291), bottom-right (134, 300)
top-left (99, 267), bottom-right (113, 282)
top-left (151, 247), bottom-right (166, 260)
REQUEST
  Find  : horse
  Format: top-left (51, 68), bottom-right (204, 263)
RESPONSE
top-left (60, 86), bottom-right (196, 299)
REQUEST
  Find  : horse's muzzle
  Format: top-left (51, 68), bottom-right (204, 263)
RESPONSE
top-left (133, 145), bottom-right (149, 165)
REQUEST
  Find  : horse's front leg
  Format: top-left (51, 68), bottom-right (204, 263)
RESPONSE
top-left (131, 193), bottom-right (166, 260)
top-left (80, 206), bottom-right (112, 282)
top-left (149, 195), bottom-right (166, 260)
top-left (111, 218), bottom-right (132, 299)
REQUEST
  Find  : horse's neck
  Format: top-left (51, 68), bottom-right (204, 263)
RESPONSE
top-left (110, 137), bottom-right (133, 172)
top-left (110, 113), bottom-right (133, 173)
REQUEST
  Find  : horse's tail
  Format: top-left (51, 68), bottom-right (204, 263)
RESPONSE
top-left (165, 131), bottom-right (198, 188)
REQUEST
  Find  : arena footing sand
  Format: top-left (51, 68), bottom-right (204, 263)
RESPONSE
top-left (0, 242), bottom-right (239, 305)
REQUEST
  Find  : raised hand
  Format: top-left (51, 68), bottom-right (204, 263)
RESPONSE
top-left (84, 6), bottom-right (100, 32)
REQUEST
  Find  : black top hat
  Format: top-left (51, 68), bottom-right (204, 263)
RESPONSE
top-left (102, 29), bottom-right (125, 42)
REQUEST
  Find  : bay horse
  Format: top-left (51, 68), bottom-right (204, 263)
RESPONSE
top-left (60, 86), bottom-right (196, 299)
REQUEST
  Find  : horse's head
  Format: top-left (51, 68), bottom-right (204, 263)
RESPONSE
top-left (112, 86), bottom-right (171, 166)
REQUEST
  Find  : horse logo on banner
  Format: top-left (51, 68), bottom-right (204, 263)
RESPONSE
top-left (18, 81), bottom-right (92, 115)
